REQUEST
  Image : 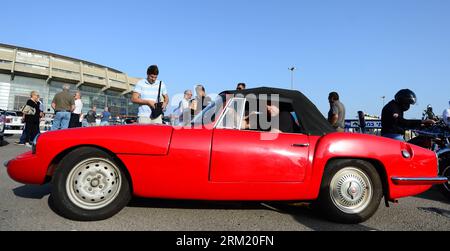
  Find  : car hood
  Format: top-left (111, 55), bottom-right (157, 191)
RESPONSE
top-left (39, 125), bottom-right (174, 155)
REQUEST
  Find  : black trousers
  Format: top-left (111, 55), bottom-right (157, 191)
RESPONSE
top-left (24, 122), bottom-right (39, 144)
top-left (69, 113), bottom-right (82, 128)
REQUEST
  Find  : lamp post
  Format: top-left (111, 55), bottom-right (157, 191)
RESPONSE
top-left (288, 66), bottom-right (297, 90)
top-left (381, 96), bottom-right (386, 107)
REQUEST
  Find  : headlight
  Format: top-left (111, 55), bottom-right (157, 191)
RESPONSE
top-left (32, 134), bottom-right (41, 154)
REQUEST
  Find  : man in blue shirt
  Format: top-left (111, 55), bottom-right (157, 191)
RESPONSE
top-left (131, 65), bottom-right (169, 124)
top-left (100, 107), bottom-right (111, 126)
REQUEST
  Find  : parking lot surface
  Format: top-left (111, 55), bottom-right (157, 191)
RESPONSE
top-left (1, 136), bottom-right (449, 231)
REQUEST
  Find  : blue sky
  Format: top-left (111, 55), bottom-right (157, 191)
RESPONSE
top-left (2, 0), bottom-right (449, 119)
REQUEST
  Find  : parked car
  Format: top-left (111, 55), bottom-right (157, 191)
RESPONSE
top-left (0, 109), bottom-right (5, 145)
top-left (122, 116), bottom-right (138, 125)
top-left (4, 111), bottom-right (25, 136)
top-left (4, 87), bottom-right (447, 223)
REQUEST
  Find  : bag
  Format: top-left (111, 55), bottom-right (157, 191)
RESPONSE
top-left (150, 81), bottom-right (164, 119)
top-left (21, 104), bottom-right (36, 116)
top-left (151, 103), bottom-right (164, 119)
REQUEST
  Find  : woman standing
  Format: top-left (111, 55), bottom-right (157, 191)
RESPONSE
top-left (23, 91), bottom-right (41, 146)
top-left (69, 91), bottom-right (83, 128)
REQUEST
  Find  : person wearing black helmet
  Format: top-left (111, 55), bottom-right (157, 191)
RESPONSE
top-left (381, 89), bottom-right (435, 141)
top-left (422, 104), bottom-right (438, 121)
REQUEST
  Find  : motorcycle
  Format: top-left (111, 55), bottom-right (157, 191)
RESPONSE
top-left (408, 120), bottom-right (450, 200)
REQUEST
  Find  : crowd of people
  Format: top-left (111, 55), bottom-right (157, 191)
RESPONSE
top-left (13, 63), bottom-right (450, 146)
top-left (15, 84), bottom-right (113, 146)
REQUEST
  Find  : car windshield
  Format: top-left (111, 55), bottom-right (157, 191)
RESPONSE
top-left (191, 96), bottom-right (224, 126)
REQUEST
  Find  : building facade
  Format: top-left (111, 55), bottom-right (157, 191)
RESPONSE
top-left (0, 43), bottom-right (141, 116)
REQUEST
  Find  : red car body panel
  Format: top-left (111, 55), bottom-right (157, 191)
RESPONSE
top-left (311, 133), bottom-right (438, 199)
top-left (6, 124), bottom-right (441, 202)
top-left (6, 152), bottom-right (44, 185)
top-left (7, 125), bottom-right (173, 185)
top-left (210, 129), bottom-right (311, 182)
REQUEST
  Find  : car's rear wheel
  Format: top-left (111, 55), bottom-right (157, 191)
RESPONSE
top-left (438, 154), bottom-right (450, 200)
top-left (316, 159), bottom-right (383, 224)
top-left (51, 147), bottom-right (131, 221)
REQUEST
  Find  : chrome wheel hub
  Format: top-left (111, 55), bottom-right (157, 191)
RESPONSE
top-left (66, 158), bottom-right (122, 210)
top-left (330, 167), bottom-right (373, 214)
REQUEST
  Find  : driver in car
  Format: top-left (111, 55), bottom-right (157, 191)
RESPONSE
top-left (265, 101), bottom-right (294, 133)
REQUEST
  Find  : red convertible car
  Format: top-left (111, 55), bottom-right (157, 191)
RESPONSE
top-left (5, 87), bottom-right (447, 223)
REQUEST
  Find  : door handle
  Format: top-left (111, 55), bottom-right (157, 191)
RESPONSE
top-left (292, 143), bottom-right (310, 147)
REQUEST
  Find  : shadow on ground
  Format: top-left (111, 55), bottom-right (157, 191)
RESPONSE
top-left (128, 198), bottom-right (377, 231)
top-left (129, 197), bottom-right (266, 210)
top-left (418, 207), bottom-right (450, 219)
top-left (13, 184), bottom-right (52, 199)
top-left (261, 202), bottom-right (378, 231)
top-left (12, 185), bottom-right (379, 230)
top-left (414, 187), bottom-right (449, 205)
top-left (0, 139), bottom-right (9, 147)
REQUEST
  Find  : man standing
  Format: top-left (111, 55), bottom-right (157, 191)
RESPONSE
top-left (381, 89), bottom-right (435, 141)
top-left (86, 106), bottom-right (97, 127)
top-left (131, 65), bottom-right (169, 124)
top-left (423, 105), bottom-right (438, 121)
top-left (100, 107), bottom-right (111, 126)
top-left (236, 83), bottom-right (246, 91)
top-left (327, 92), bottom-right (346, 132)
top-left (192, 84), bottom-right (212, 116)
top-left (443, 101), bottom-right (450, 127)
top-left (51, 84), bottom-right (75, 130)
top-left (174, 90), bottom-right (194, 125)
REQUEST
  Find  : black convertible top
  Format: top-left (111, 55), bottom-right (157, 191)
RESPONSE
top-left (220, 87), bottom-right (335, 136)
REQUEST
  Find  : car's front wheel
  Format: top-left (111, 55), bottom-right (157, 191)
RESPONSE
top-left (51, 147), bottom-right (131, 221)
top-left (316, 159), bottom-right (383, 224)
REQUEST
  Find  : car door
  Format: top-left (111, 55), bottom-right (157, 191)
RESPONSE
top-left (209, 98), bottom-right (310, 183)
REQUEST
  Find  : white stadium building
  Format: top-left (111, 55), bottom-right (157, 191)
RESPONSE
top-left (0, 43), bottom-right (141, 116)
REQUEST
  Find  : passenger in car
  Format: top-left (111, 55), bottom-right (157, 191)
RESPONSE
top-left (266, 102), bottom-right (294, 133)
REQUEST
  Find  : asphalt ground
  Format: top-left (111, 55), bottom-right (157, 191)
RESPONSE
top-left (0, 136), bottom-right (449, 231)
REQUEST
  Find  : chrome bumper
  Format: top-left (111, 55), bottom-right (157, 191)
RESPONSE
top-left (392, 177), bottom-right (448, 186)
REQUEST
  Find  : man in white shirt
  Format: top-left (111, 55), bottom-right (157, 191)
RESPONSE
top-left (443, 101), bottom-right (450, 126)
top-left (69, 91), bottom-right (83, 128)
top-left (131, 65), bottom-right (169, 124)
top-left (174, 90), bottom-right (194, 125)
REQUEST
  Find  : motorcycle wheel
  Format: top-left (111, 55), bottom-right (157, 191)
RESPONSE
top-left (438, 154), bottom-right (450, 201)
